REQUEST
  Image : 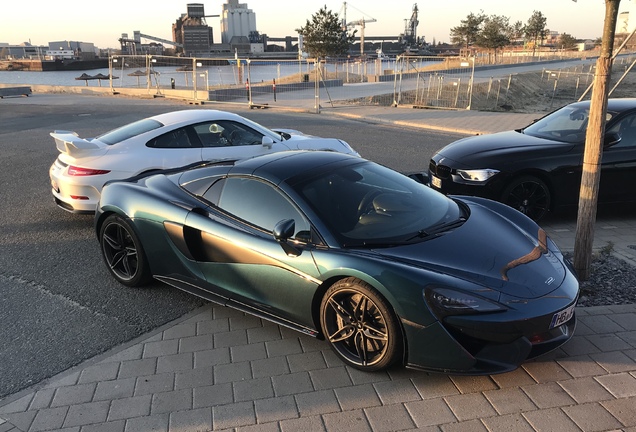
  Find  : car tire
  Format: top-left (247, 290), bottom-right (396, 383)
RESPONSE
top-left (501, 175), bottom-right (551, 222)
top-left (99, 214), bottom-right (152, 287)
top-left (320, 278), bottom-right (402, 372)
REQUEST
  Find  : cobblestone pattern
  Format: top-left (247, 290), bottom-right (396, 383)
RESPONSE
top-left (0, 304), bottom-right (635, 432)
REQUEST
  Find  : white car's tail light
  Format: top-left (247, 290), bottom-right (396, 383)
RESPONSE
top-left (68, 166), bottom-right (111, 176)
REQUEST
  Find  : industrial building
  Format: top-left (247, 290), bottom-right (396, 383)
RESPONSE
top-left (173, 3), bottom-right (215, 56)
top-left (120, 1), bottom-right (263, 57)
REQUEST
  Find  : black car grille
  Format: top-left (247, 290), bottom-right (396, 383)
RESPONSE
top-left (429, 160), bottom-right (452, 179)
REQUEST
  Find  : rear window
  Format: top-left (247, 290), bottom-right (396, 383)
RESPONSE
top-left (96, 119), bottom-right (163, 145)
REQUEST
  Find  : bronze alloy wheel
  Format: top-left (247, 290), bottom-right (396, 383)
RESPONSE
top-left (320, 278), bottom-right (401, 371)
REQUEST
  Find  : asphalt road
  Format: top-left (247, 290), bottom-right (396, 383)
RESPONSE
top-left (0, 94), bottom-right (464, 399)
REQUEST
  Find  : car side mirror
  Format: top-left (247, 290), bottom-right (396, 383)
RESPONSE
top-left (604, 131), bottom-right (621, 147)
top-left (262, 136), bottom-right (275, 149)
top-left (273, 219), bottom-right (301, 256)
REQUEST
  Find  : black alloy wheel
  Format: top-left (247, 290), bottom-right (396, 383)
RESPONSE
top-left (502, 176), bottom-right (551, 222)
top-left (320, 278), bottom-right (401, 371)
top-left (99, 214), bottom-right (151, 287)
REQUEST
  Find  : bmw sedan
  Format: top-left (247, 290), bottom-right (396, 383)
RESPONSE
top-left (95, 151), bottom-right (578, 374)
top-left (429, 99), bottom-right (636, 220)
top-left (49, 109), bottom-right (359, 213)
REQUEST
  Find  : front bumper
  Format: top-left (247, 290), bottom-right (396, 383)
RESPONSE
top-left (402, 273), bottom-right (579, 375)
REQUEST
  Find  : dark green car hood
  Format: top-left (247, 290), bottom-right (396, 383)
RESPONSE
top-left (369, 201), bottom-right (566, 300)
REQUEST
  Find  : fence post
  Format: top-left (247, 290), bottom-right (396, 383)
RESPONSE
top-left (314, 59), bottom-right (320, 113)
top-left (192, 58), bottom-right (197, 102)
top-left (467, 56), bottom-right (475, 110)
top-left (454, 78), bottom-right (461, 108)
top-left (247, 59), bottom-right (253, 107)
top-left (273, 79), bottom-right (276, 102)
top-left (146, 55), bottom-right (151, 91)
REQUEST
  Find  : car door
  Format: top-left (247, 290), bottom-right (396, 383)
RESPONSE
top-left (195, 120), bottom-right (291, 162)
top-left (600, 113), bottom-right (636, 203)
top-left (187, 176), bottom-right (322, 329)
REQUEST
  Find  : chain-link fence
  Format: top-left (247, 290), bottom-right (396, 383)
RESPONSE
top-left (465, 54), bottom-right (636, 112)
top-left (107, 53), bottom-right (635, 113)
top-left (107, 54), bottom-right (478, 111)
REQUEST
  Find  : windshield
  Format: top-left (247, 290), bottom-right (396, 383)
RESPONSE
top-left (523, 105), bottom-right (617, 143)
top-left (96, 119), bottom-right (163, 145)
top-left (294, 161), bottom-right (462, 247)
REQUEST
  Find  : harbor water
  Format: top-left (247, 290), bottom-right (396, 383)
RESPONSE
top-left (0, 59), bottom-right (410, 89)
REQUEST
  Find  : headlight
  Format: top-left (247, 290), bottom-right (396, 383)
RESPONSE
top-left (424, 287), bottom-right (507, 318)
top-left (456, 169), bottom-right (499, 182)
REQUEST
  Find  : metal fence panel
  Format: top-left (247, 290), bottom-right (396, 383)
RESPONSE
top-left (107, 53), bottom-right (636, 113)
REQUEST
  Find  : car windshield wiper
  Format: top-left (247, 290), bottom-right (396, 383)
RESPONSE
top-left (405, 217), bottom-right (467, 242)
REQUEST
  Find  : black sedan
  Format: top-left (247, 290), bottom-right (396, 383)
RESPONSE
top-left (96, 151), bottom-right (578, 374)
top-left (429, 98), bottom-right (636, 220)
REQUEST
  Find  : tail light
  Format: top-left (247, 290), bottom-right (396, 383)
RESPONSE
top-left (68, 166), bottom-right (111, 176)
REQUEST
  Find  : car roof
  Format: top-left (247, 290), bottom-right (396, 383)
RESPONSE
top-left (149, 109), bottom-right (245, 126)
top-left (230, 151), bottom-right (363, 185)
top-left (568, 98), bottom-right (636, 112)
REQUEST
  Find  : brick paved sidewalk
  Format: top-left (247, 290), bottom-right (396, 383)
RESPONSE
top-left (0, 302), bottom-right (635, 432)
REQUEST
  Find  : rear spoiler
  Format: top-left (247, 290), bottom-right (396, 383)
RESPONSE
top-left (51, 130), bottom-right (102, 157)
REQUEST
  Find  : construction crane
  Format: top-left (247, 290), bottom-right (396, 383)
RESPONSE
top-left (340, 2), bottom-right (377, 56)
top-left (400, 4), bottom-right (420, 53)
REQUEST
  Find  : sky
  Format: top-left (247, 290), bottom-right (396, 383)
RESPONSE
top-left (0, 0), bottom-right (628, 49)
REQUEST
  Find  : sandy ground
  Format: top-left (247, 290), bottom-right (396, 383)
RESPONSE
top-left (469, 63), bottom-right (636, 113)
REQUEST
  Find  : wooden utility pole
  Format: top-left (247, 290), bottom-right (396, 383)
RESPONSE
top-left (573, 0), bottom-right (621, 280)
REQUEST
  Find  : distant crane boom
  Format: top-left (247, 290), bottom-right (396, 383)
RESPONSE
top-left (341, 2), bottom-right (376, 56)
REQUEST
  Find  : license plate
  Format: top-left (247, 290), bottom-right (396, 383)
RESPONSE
top-left (431, 175), bottom-right (442, 189)
top-left (549, 304), bottom-right (575, 329)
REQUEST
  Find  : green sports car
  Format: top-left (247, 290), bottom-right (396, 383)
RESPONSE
top-left (95, 151), bottom-right (579, 374)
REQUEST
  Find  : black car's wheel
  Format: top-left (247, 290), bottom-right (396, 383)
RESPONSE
top-left (320, 278), bottom-right (401, 371)
top-left (501, 176), bottom-right (551, 221)
top-left (99, 214), bottom-right (151, 287)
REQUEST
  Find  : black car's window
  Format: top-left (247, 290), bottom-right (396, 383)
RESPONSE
top-left (217, 177), bottom-right (310, 236)
top-left (147, 127), bottom-right (198, 149)
top-left (193, 120), bottom-right (264, 147)
top-left (607, 113), bottom-right (636, 148)
top-left (96, 119), bottom-right (163, 145)
top-left (294, 161), bottom-right (460, 246)
top-left (524, 106), bottom-right (616, 143)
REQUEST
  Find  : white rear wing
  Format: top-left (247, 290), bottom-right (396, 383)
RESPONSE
top-left (51, 130), bottom-right (104, 157)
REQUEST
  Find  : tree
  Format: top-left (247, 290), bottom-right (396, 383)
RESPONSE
top-left (574, 0), bottom-right (622, 280)
top-left (296, 6), bottom-right (355, 58)
top-left (525, 10), bottom-right (547, 55)
top-left (450, 12), bottom-right (485, 49)
top-left (476, 15), bottom-right (512, 63)
top-left (559, 33), bottom-right (579, 50)
top-left (510, 20), bottom-right (525, 44)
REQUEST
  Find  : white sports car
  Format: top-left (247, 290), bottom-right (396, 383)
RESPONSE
top-left (49, 109), bottom-right (360, 213)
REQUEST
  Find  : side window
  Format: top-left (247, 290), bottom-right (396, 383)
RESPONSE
top-left (147, 127), bottom-right (196, 149)
top-left (193, 120), bottom-right (264, 147)
top-left (607, 114), bottom-right (636, 148)
top-left (192, 122), bottom-right (229, 148)
top-left (218, 178), bottom-right (310, 236)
